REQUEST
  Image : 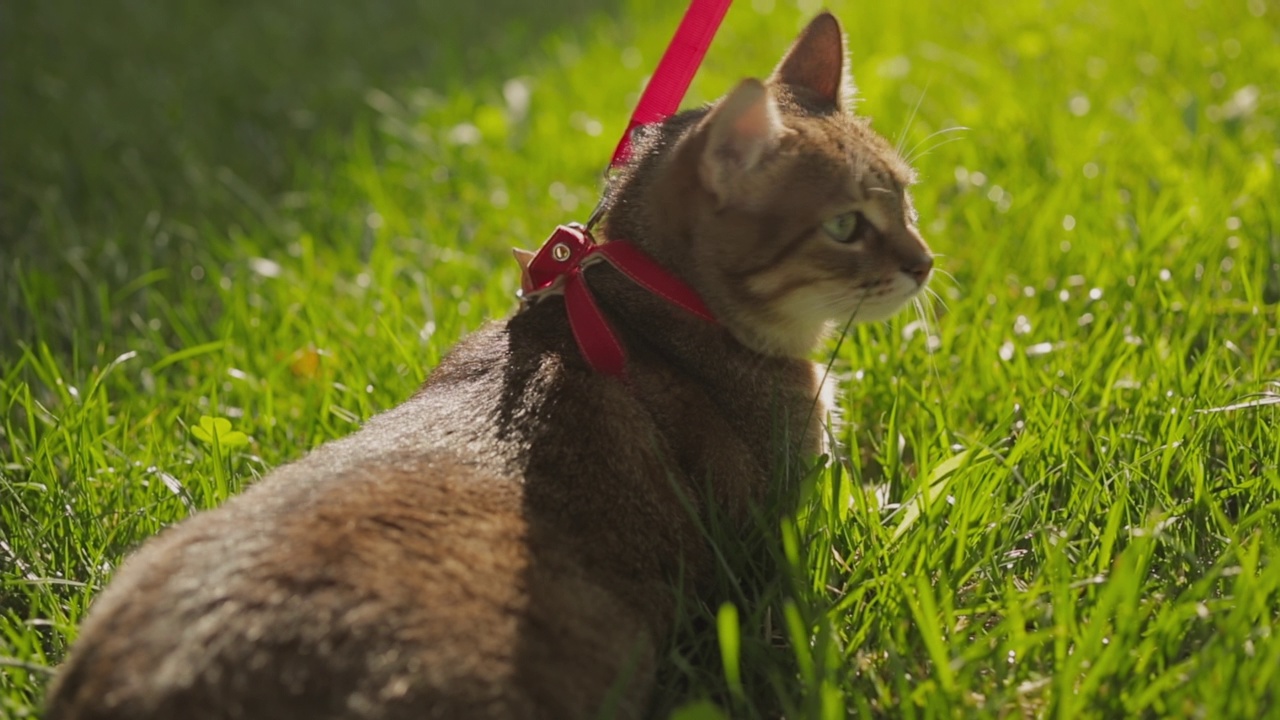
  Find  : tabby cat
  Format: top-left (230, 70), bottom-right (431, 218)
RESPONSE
top-left (46, 12), bottom-right (932, 719)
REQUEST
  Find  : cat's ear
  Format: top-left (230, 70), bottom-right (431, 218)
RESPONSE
top-left (769, 12), bottom-right (850, 110)
top-left (699, 79), bottom-right (784, 205)
top-left (512, 247), bottom-right (536, 270)
top-left (513, 247), bottom-right (537, 292)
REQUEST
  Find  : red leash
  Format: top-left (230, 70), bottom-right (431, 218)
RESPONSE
top-left (519, 0), bottom-right (732, 379)
top-left (609, 0), bottom-right (735, 167)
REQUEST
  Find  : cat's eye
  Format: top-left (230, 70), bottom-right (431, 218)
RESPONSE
top-left (822, 211), bottom-right (869, 244)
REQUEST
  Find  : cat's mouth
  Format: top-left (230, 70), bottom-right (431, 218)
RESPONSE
top-left (843, 270), bottom-right (930, 321)
top-left (738, 267), bottom-right (930, 357)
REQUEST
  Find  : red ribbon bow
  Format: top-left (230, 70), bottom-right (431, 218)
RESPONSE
top-left (520, 225), bottom-right (716, 379)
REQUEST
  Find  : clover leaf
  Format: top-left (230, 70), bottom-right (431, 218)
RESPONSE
top-left (191, 415), bottom-right (249, 448)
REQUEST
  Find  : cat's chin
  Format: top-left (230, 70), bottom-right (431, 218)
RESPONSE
top-left (840, 293), bottom-right (925, 324)
top-left (737, 276), bottom-right (928, 357)
top-left (726, 319), bottom-right (828, 359)
top-left (844, 272), bottom-right (930, 322)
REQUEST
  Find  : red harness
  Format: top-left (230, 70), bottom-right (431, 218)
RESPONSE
top-left (516, 0), bottom-right (732, 379)
top-left (519, 225), bottom-right (716, 379)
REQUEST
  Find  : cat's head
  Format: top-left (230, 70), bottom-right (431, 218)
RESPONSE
top-left (606, 12), bottom-right (933, 358)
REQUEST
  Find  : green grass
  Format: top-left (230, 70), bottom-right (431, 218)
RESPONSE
top-left (2, 0), bottom-right (1278, 717)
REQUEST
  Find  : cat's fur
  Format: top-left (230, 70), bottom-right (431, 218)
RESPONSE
top-left (45, 13), bottom-right (932, 720)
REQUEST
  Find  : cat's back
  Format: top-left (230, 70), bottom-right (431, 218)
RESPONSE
top-left (44, 312), bottom-right (666, 720)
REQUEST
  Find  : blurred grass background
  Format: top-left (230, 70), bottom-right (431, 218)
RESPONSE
top-left (2, 0), bottom-right (1279, 717)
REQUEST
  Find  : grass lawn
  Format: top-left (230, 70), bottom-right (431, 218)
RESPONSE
top-left (2, 0), bottom-right (1278, 716)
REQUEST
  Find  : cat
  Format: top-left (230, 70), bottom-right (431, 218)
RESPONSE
top-left (45, 12), bottom-right (932, 720)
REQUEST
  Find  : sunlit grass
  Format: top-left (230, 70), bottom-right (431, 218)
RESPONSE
top-left (2, 0), bottom-right (1278, 717)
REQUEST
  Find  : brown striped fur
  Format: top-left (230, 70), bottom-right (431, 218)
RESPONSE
top-left (46, 13), bottom-right (930, 719)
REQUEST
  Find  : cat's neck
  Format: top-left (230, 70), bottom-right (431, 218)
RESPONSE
top-left (589, 127), bottom-right (747, 392)
top-left (598, 109), bottom-right (707, 284)
top-left (581, 259), bottom-right (826, 461)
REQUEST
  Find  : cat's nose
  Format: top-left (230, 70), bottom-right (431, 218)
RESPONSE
top-left (903, 255), bottom-right (933, 285)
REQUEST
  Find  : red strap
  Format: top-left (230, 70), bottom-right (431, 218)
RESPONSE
top-left (594, 242), bottom-right (716, 323)
top-left (608, 0), bottom-right (734, 167)
top-left (521, 226), bottom-right (716, 379)
top-left (563, 270), bottom-right (627, 378)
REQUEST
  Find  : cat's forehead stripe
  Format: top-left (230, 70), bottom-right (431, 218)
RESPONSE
top-left (849, 166), bottom-right (904, 206)
top-left (867, 163), bottom-right (909, 192)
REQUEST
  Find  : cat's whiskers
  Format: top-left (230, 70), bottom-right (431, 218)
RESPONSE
top-left (930, 271), bottom-right (958, 292)
top-left (809, 299), bottom-right (869, 463)
top-left (904, 128), bottom-right (969, 165)
top-left (910, 295), bottom-right (927, 331)
top-left (894, 81), bottom-right (932, 157)
top-left (920, 258), bottom-right (956, 314)
top-left (923, 285), bottom-right (949, 314)
top-left (910, 293), bottom-right (948, 393)
top-left (906, 260), bottom-right (956, 401)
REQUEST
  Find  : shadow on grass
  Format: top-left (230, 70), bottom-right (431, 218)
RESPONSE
top-left (1, 0), bottom-right (620, 234)
top-left (0, 0), bottom-right (622, 351)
